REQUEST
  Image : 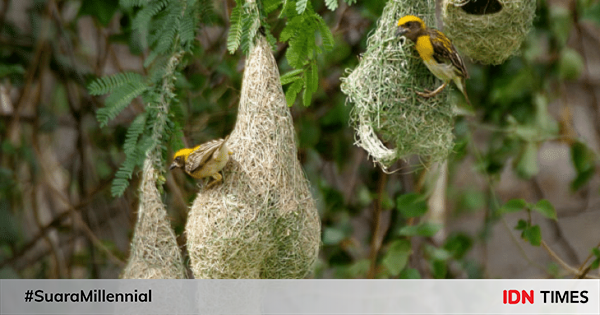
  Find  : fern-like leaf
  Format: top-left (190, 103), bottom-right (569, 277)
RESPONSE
top-left (88, 72), bottom-right (144, 95)
top-left (263, 0), bottom-right (282, 14)
top-left (96, 81), bottom-right (148, 127)
top-left (285, 79), bottom-right (303, 106)
top-left (120, 0), bottom-right (149, 8)
top-left (179, 11), bottom-right (196, 49)
top-left (227, 5), bottom-right (243, 53)
top-left (325, 0), bottom-right (338, 10)
top-left (124, 114), bottom-right (147, 155)
top-left (296, 0), bottom-right (308, 14)
top-left (308, 62), bottom-right (318, 94)
top-left (315, 14), bottom-right (334, 51)
top-left (240, 9), bottom-right (260, 54)
top-left (280, 69), bottom-right (304, 85)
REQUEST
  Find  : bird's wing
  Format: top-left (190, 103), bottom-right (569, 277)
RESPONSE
top-left (428, 29), bottom-right (469, 79)
top-left (185, 138), bottom-right (225, 173)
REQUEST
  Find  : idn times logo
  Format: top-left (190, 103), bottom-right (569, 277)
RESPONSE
top-left (503, 290), bottom-right (589, 304)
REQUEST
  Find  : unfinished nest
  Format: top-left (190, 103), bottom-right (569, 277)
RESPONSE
top-left (121, 158), bottom-right (186, 279)
top-left (185, 36), bottom-right (321, 279)
top-left (443, 0), bottom-right (536, 65)
top-left (341, 0), bottom-right (455, 171)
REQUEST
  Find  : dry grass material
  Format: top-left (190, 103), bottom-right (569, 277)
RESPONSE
top-left (185, 36), bottom-right (321, 279)
top-left (341, 0), bottom-right (455, 171)
top-left (121, 158), bottom-right (186, 279)
top-left (443, 0), bottom-right (536, 65)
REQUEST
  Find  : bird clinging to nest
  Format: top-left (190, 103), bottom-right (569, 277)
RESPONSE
top-left (169, 135), bottom-right (232, 188)
top-left (396, 15), bottom-right (471, 105)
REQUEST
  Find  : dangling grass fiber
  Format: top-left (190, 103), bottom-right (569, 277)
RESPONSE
top-left (121, 158), bottom-right (186, 279)
top-left (341, 0), bottom-right (455, 171)
top-left (185, 36), bottom-right (320, 279)
top-left (443, 0), bottom-right (536, 65)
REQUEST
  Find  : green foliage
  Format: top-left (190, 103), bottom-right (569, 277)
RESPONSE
top-left (226, 0), bottom-right (265, 54)
top-left (590, 248), bottom-right (600, 270)
top-left (398, 223), bottom-right (442, 238)
top-left (382, 239), bottom-right (411, 276)
top-left (532, 200), bottom-right (557, 220)
top-left (88, 0), bottom-right (213, 196)
top-left (111, 114), bottom-right (147, 196)
top-left (79, 0), bottom-right (119, 26)
top-left (226, 0), bottom-right (334, 106)
top-left (325, 0), bottom-right (338, 11)
top-left (396, 193), bottom-right (428, 218)
top-left (570, 141), bottom-right (596, 191)
top-left (497, 198), bottom-right (527, 214)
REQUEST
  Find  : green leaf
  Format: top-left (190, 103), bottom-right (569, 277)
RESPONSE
top-left (398, 222), bottom-right (442, 237)
top-left (532, 199), bottom-right (557, 220)
top-left (498, 199), bottom-right (527, 215)
top-left (315, 14), bottom-right (334, 51)
top-left (227, 5), bottom-right (243, 53)
top-left (522, 225), bottom-right (542, 246)
top-left (79, 0), bottom-right (119, 26)
top-left (88, 72), bottom-right (144, 95)
top-left (263, 0), bottom-right (282, 14)
top-left (285, 79), bottom-right (303, 106)
top-left (0, 64), bottom-right (25, 78)
top-left (347, 259), bottom-right (370, 278)
top-left (382, 239), bottom-right (411, 276)
top-left (515, 141), bottom-right (539, 179)
top-left (308, 62), bottom-right (319, 93)
top-left (302, 79), bottom-right (312, 107)
top-left (581, 0), bottom-right (600, 25)
top-left (322, 227), bottom-right (345, 245)
top-left (515, 219), bottom-right (528, 231)
top-left (444, 233), bottom-right (473, 259)
top-left (399, 268), bottom-right (420, 279)
top-left (431, 260), bottom-right (447, 278)
top-left (570, 141), bottom-right (596, 191)
top-left (558, 47), bottom-right (584, 80)
top-left (96, 81), bottom-right (148, 127)
top-left (590, 248), bottom-right (600, 270)
top-left (396, 193), bottom-right (428, 218)
top-left (280, 69), bottom-right (304, 85)
top-left (296, 0), bottom-right (308, 14)
top-left (325, 0), bottom-right (338, 10)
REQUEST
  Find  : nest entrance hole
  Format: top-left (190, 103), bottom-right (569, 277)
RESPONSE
top-left (461, 0), bottom-right (502, 15)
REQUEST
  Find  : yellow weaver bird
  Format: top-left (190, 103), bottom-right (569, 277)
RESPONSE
top-left (169, 135), bottom-right (232, 188)
top-left (396, 15), bottom-right (471, 105)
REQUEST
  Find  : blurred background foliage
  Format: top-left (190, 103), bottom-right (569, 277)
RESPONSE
top-left (0, 0), bottom-right (599, 279)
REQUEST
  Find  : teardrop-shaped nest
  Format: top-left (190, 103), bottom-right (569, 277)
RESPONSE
top-left (185, 36), bottom-right (321, 279)
top-left (341, 0), bottom-right (455, 171)
top-left (442, 0), bottom-right (536, 65)
top-left (122, 158), bottom-right (186, 279)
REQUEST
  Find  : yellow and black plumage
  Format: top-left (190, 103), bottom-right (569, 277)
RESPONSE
top-left (396, 15), bottom-right (470, 105)
top-left (169, 135), bottom-right (232, 188)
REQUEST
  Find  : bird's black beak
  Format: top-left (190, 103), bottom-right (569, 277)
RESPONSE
top-left (396, 26), bottom-right (408, 37)
top-left (169, 163), bottom-right (177, 170)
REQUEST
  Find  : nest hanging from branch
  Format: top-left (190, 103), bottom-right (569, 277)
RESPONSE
top-left (442, 0), bottom-right (536, 65)
top-left (121, 158), bottom-right (186, 279)
top-left (341, 0), bottom-right (455, 171)
top-left (185, 36), bottom-right (321, 279)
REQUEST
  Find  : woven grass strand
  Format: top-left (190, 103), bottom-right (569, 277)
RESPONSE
top-left (121, 158), bottom-right (186, 279)
top-left (443, 0), bottom-right (536, 65)
top-left (186, 36), bottom-right (320, 279)
top-left (341, 0), bottom-right (455, 171)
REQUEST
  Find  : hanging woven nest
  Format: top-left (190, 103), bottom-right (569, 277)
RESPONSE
top-left (341, 0), bottom-right (455, 171)
top-left (185, 36), bottom-right (321, 279)
top-left (121, 158), bottom-right (186, 279)
top-left (442, 0), bottom-right (536, 65)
